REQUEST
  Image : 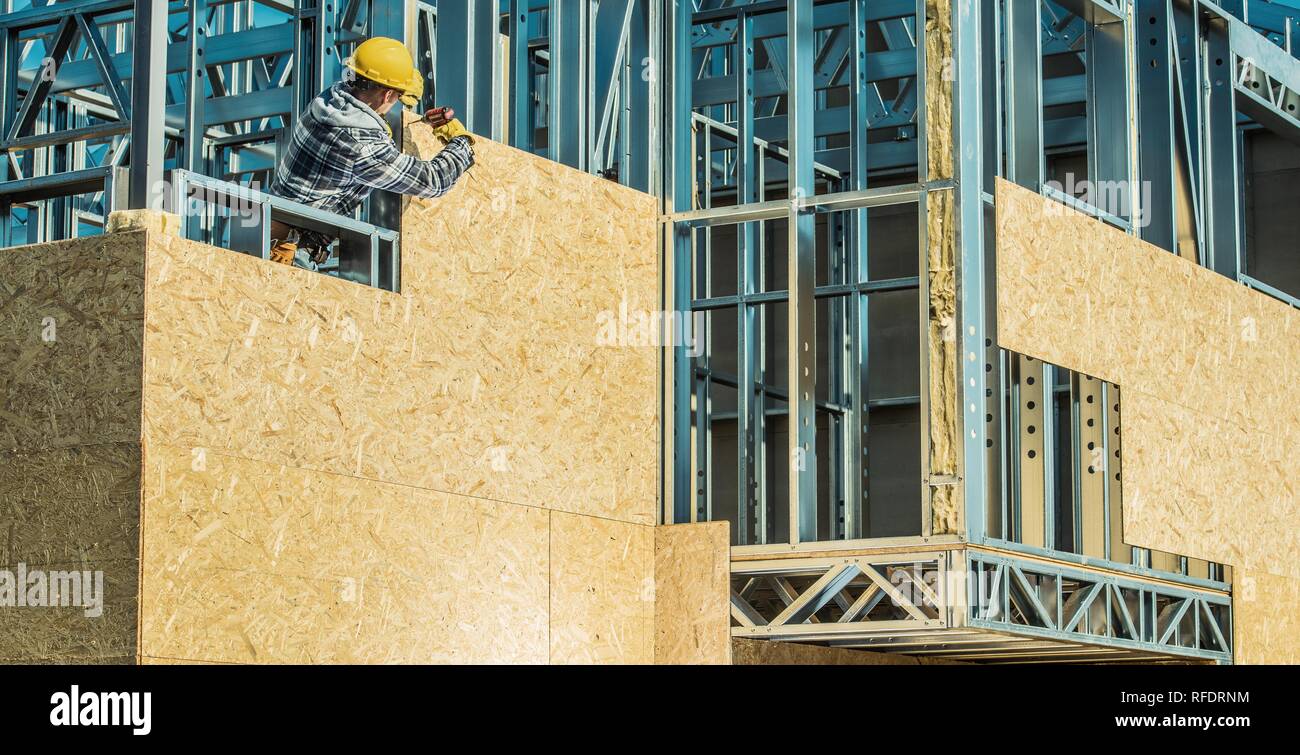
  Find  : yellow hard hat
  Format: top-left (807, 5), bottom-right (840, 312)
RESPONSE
top-left (345, 37), bottom-right (423, 107)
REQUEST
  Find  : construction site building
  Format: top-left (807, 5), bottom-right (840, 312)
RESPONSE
top-left (0, 0), bottom-right (1298, 665)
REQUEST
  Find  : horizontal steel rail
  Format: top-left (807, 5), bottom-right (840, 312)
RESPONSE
top-left (1239, 272), bottom-right (1300, 308)
top-left (169, 169), bottom-right (400, 292)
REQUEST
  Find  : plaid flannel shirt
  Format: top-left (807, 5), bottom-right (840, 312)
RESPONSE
top-left (269, 82), bottom-right (474, 218)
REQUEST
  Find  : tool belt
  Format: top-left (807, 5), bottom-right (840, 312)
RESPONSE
top-left (269, 219), bottom-right (335, 266)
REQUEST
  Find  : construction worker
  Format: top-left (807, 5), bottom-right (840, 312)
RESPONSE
top-left (267, 36), bottom-right (474, 269)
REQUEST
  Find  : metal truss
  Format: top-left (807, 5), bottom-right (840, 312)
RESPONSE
top-left (729, 552), bottom-right (951, 643)
top-left (728, 546), bottom-right (1231, 662)
top-left (966, 550), bottom-right (1232, 663)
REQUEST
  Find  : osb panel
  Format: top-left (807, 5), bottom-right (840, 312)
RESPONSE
top-left (995, 178), bottom-right (1299, 433)
top-left (654, 522), bottom-right (730, 665)
top-left (0, 558), bottom-right (139, 663)
top-left (0, 443), bottom-right (141, 566)
top-left (140, 122), bottom-right (659, 526)
top-left (731, 638), bottom-right (965, 665)
top-left (995, 178), bottom-right (1300, 577)
top-left (0, 232), bottom-right (146, 451)
top-left (926, 189), bottom-right (961, 534)
top-left (924, 0), bottom-right (953, 181)
top-left (550, 511), bottom-right (654, 664)
top-left (0, 441), bottom-right (141, 663)
top-left (138, 442), bottom-right (549, 664)
top-left (1233, 568), bottom-right (1300, 665)
top-left (1121, 391), bottom-right (1299, 574)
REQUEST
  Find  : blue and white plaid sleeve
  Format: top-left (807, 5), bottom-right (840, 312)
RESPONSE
top-left (349, 132), bottom-right (475, 199)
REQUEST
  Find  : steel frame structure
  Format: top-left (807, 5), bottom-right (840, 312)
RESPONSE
top-left (663, 0), bottom-right (929, 547)
top-left (664, 0), bottom-right (1300, 663)
top-left (0, 0), bottom-right (657, 244)
top-left (0, 0), bottom-right (355, 242)
top-left (3, 0), bottom-right (1295, 662)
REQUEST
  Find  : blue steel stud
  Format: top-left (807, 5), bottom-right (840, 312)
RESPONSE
top-left (787, 0), bottom-right (818, 543)
top-left (955, 0), bottom-right (987, 543)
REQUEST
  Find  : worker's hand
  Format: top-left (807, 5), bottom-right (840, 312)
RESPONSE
top-left (424, 106), bottom-right (455, 128)
top-left (432, 117), bottom-right (475, 145)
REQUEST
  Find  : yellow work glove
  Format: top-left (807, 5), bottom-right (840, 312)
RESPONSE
top-left (270, 240), bottom-right (297, 265)
top-left (432, 117), bottom-right (474, 145)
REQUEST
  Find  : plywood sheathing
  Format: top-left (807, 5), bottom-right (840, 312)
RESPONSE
top-left (731, 638), bottom-right (966, 665)
top-left (1233, 568), bottom-right (1300, 664)
top-left (402, 119), bottom-right (659, 525)
top-left (924, 0), bottom-right (954, 181)
top-left (0, 444), bottom-right (140, 566)
top-left (140, 123), bottom-right (659, 527)
top-left (0, 233), bottom-right (146, 451)
top-left (926, 189), bottom-right (961, 534)
top-left (994, 178), bottom-right (1300, 585)
top-left (0, 556), bottom-right (138, 663)
top-left (549, 512), bottom-right (655, 664)
top-left (4, 124), bottom-right (664, 664)
top-left (131, 126), bottom-right (662, 663)
top-left (0, 234), bottom-right (146, 663)
top-left (138, 442), bottom-right (550, 664)
top-left (0, 444), bottom-right (139, 663)
top-left (653, 522), bottom-right (731, 664)
top-left (0, 441), bottom-right (139, 663)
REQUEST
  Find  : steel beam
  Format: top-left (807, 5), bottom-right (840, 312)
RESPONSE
top-left (74, 13), bottom-right (131, 121)
top-left (668, 0), bottom-right (693, 523)
top-left (184, 0), bottom-right (208, 173)
top-left (735, 12), bottom-right (761, 544)
top-left (549, 0), bottom-right (591, 169)
top-left (845, 0), bottom-right (872, 541)
top-left (956, 0), bottom-right (987, 544)
top-left (1203, 13), bottom-right (1241, 276)
top-left (787, 0), bottom-right (817, 543)
top-left (1137, 0), bottom-right (1178, 252)
top-left (7, 16), bottom-right (77, 142)
top-left (1005, 0), bottom-right (1042, 189)
top-left (508, 0), bottom-right (531, 150)
top-left (127, 0), bottom-right (167, 209)
top-left (1086, 11), bottom-right (1131, 212)
top-left (436, 0), bottom-right (497, 135)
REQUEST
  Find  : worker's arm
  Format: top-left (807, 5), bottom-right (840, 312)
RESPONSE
top-left (349, 130), bottom-right (475, 199)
